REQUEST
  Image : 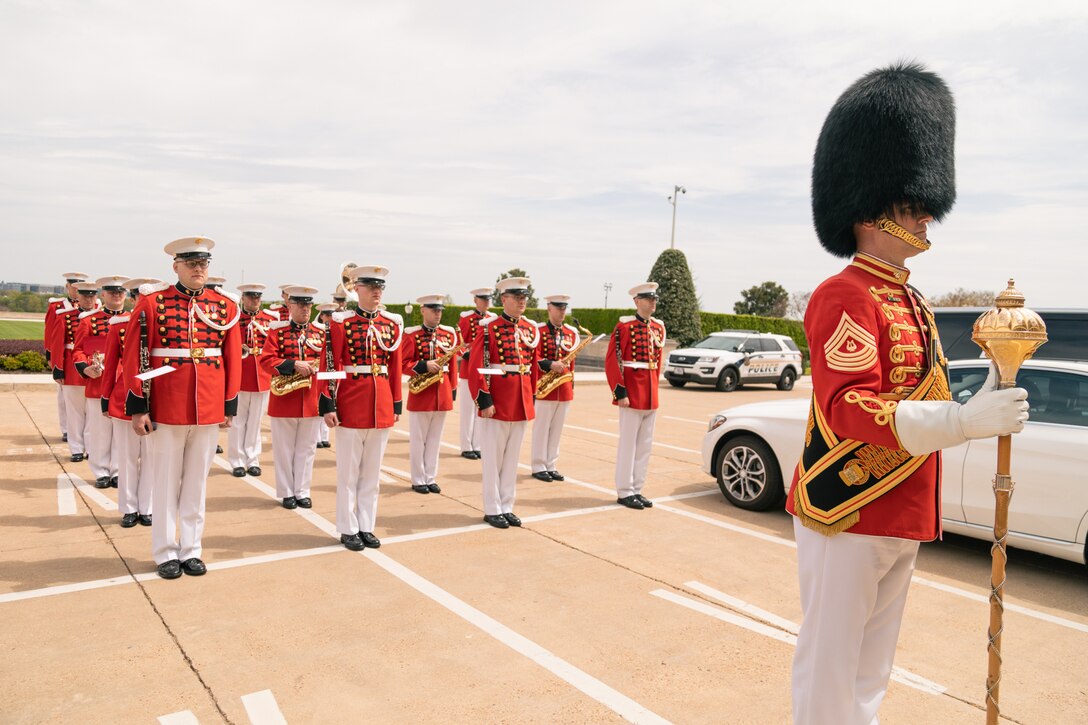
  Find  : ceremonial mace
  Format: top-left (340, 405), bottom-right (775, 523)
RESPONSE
top-left (971, 280), bottom-right (1047, 725)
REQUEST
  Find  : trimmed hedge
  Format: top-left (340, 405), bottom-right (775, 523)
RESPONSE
top-left (0, 350), bottom-right (47, 372)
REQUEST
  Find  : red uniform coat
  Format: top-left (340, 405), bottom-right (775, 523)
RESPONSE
top-left (48, 306), bottom-right (91, 386)
top-left (467, 313), bottom-right (537, 422)
top-left (100, 314), bottom-right (131, 419)
top-left (401, 324), bottom-right (459, 412)
top-left (73, 308), bottom-right (123, 399)
top-left (260, 320), bottom-right (323, 418)
top-left (532, 321), bottom-right (579, 402)
top-left (785, 253), bottom-right (948, 540)
top-left (239, 308), bottom-right (277, 392)
top-left (266, 303), bottom-right (289, 321)
top-left (604, 315), bottom-right (665, 410)
top-left (122, 283), bottom-right (242, 426)
top-left (457, 308), bottom-right (494, 379)
top-left (318, 309), bottom-right (403, 429)
top-left (44, 297), bottom-right (75, 365)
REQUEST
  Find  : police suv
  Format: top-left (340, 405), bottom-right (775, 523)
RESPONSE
top-left (663, 330), bottom-right (803, 392)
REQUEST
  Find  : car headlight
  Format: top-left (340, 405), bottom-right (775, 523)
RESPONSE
top-left (708, 414), bottom-right (727, 432)
top-left (697, 356), bottom-right (717, 363)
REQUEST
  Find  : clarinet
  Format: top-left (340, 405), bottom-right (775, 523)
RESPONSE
top-left (139, 309), bottom-right (152, 418)
top-left (325, 330), bottom-right (337, 404)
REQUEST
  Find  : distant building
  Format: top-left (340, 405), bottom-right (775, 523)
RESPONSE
top-left (0, 281), bottom-right (66, 294)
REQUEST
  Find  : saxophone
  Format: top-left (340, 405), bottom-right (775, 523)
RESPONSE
top-left (535, 321), bottom-right (593, 399)
top-left (270, 372), bottom-right (313, 396)
top-left (408, 340), bottom-right (466, 395)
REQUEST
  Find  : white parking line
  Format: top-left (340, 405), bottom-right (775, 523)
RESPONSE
top-left (157, 711), bottom-right (200, 725)
top-left (241, 689), bottom-right (287, 725)
top-left (663, 415), bottom-right (709, 426)
top-left (68, 472), bottom-right (117, 511)
top-left (57, 474), bottom-right (76, 515)
top-left (651, 587), bottom-right (946, 697)
top-left (563, 424), bottom-right (700, 454)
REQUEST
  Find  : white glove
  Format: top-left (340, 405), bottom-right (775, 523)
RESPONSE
top-left (895, 380), bottom-right (1029, 457)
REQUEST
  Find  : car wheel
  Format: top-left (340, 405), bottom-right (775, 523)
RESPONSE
top-left (716, 367), bottom-right (739, 392)
top-left (777, 368), bottom-right (797, 391)
top-left (715, 435), bottom-right (784, 511)
top-left (668, 379), bottom-right (687, 388)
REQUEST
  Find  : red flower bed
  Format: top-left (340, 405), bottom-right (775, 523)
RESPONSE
top-left (0, 340), bottom-right (46, 356)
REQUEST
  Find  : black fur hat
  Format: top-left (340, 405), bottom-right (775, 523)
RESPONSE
top-left (811, 62), bottom-right (956, 257)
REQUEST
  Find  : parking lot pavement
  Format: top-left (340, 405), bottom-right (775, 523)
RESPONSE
top-left (2, 382), bottom-right (1086, 723)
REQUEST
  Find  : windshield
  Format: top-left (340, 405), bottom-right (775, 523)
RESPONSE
top-left (692, 336), bottom-right (748, 351)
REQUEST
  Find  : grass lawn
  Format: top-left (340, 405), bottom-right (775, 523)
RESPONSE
top-left (0, 320), bottom-right (44, 340)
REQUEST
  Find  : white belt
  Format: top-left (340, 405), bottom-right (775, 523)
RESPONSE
top-left (481, 364), bottom-right (530, 374)
top-left (622, 361), bottom-right (652, 369)
top-left (64, 343), bottom-right (74, 350)
top-left (344, 365), bottom-right (387, 374)
top-left (151, 347), bottom-right (222, 358)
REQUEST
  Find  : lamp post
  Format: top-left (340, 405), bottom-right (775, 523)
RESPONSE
top-left (668, 185), bottom-right (686, 249)
top-left (603, 282), bottom-right (612, 308)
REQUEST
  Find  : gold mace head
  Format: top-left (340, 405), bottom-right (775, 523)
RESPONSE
top-left (972, 279), bottom-right (1048, 387)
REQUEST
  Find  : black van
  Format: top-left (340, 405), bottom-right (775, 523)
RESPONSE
top-left (934, 308), bottom-right (1088, 362)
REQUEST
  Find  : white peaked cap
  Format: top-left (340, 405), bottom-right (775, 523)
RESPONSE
top-left (164, 236), bottom-right (215, 258)
top-left (628, 282), bottom-right (659, 298)
top-left (354, 265), bottom-right (390, 282)
top-left (496, 277), bottom-right (531, 293)
top-left (470, 287), bottom-right (494, 297)
top-left (237, 283), bottom-right (267, 294)
top-left (544, 294), bottom-right (571, 304)
top-left (416, 294), bottom-right (446, 306)
top-left (123, 277), bottom-right (162, 291)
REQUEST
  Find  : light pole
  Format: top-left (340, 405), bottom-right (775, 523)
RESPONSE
top-left (603, 282), bottom-right (612, 308)
top-left (668, 185), bottom-right (686, 249)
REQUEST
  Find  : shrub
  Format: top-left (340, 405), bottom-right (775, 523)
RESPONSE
top-left (1, 355), bottom-right (22, 371)
top-left (648, 249), bottom-right (702, 346)
top-left (15, 351), bottom-right (47, 372)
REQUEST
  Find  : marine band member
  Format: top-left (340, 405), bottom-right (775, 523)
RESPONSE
top-left (49, 280), bottom-right (100, 462)
top-left (268, 283), bottom-right (299, 321)
top-left (605, 283), bottom-right (666, 510)
top-left (787, 63), bottom-right (1029, 725)
top-left (530, 294), bottom-right (577, 482)
top-left (229, 283), bottom-right (277, 477)
top-left (123, 236), bottom-right (242, 580)
top-left (73, 275), bottom-right (130, 488)
top-left (467, 277), bottom-right (538, 529)
top-left (402, 294), bottom-right (459, 494)
top-left (456, 287), bottom-right (495, 459)
top-left (46, 272), bottom-right (89, 443)
top-left (100, 277), bottom-right (161, 527)
top-left (320, 265), bottom-right (403, 552)
top-left (260, 286), bottom-right (323, 509)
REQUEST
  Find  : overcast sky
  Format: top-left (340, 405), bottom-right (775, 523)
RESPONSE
top-left (2, 0), bottom-right (1085, 313)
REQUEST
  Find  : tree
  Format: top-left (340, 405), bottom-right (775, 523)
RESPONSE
top-left (647, 249), bottom-right (702, 346)
top-left (929, 288), bottom-right (996, 307)
top-left (734, 281), bottom-right (789, 317)
top-left (491, 269), bottom-right (538, 308)
top-left (786, 290), bottom-right (812, 321)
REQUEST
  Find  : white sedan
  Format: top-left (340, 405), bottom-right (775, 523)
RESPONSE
top-left (701, 359), bottom-right (1088, 565)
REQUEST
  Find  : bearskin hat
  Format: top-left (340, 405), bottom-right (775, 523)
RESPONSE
top-left (811, 62), bottom-right (956, 257)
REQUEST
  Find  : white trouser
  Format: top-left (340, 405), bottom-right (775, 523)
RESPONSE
top-left (409, 410), bottom-right (447, 487)
top-left (85, 398), bottom-right (116, 479)
top-left (318, 417), bottom-right (330, 444)
top-left (792, 518), bottom-right (919, 725)
top-left (57, 384), bottom-right (67, 435)
top-left (62, 385), bottom-right (88, 455)
top-left (531, 399), bottom-right (568, 473)
top-left (615, 407), bottom-right (656, 498)
top-left (149, 424), bottom-right (217, 565)
top-left (228, 390), bottom-right (267, 469)
top-left (114, 418), bottom-right (152, 515)
top-left (457, 378), bottom-right (478, 452)
top-left (271, 417), bottom-right (319, 499)
top-left (335, 427), bottom-right (390, 535)
top-left (480, 418), bottom-right (526, 516)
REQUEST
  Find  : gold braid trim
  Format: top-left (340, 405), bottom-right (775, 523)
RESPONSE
top-left (843, 390), bottom-right (897, 425)
top-left (877, 217), bottom-right (930, 251)
top-left (795, 485), bottom-right (860, 537)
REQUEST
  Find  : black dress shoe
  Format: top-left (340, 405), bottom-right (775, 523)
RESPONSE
top-left (139, 514), bottom-right (152, 526)
top-left (427, 483), bottom-right (441, 494)
top-left (473, 450), bottom-right (482, 459)
top-left (460, 451), bottom-right (477, 459)
top-left (62, 433), bottom-right (68, 442)
top-left (216, 445), bottom-right (223, 454)
top-left (483, 514), bottom-right (509, 529)
top-left (181, 558), bottom-right (207, 576)
top-left (359, 532), bottom-right (381, 548)
top-left (340, 533), bottom-right (364, 551)
top-left (70, 453), bottom-right (84, 462)
top-left (120, 512), bottom-right (139, 528)
top-left (547, 470), bottom-right (565, 481)
top-left (109, 476), bottom-right (118, 488)
top-left (315, 442), bottom-right (322, 450)
top-left (503, 513), bottom-right (522, 527)
top-left (635, 494), bottom-right (654, 508)
top-left (295, 497), bottom-right (312, 508)
top-left (247, 466), bottom-right (262, 477)
top-left (95, 476), bottom-right (110, 489)
top-left (282, 497), bottom-right (297, 509)
top-left (157, 560), bottom-right (182, 579)
top-left (322, 441), bottom-right (332, 448)
top-left (411, 484), bottom-right (430, 494)
top-left (531, 471), bottom-right (553, 482)
top-left (617, 495), bottom-right (645, 510)
top-left (232, 467), bottom-right (246, 477)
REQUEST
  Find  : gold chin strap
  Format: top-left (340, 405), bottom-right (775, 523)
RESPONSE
top-left (877, 217), bottom-right (931, 251)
